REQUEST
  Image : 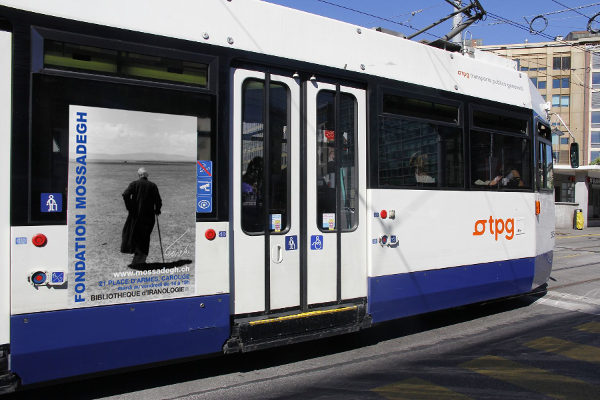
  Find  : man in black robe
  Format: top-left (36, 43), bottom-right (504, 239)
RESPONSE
top-left (121, 167), bottom-right (162, 264)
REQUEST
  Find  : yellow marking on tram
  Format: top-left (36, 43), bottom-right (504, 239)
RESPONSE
top-left (525, 337), bottom-right (600, 364)
top-left (372, 377), bottom-right (473, 400)
top-left (575, 321), bottom-right (600, 334)
top-left (460, 355), bottom-right (600, 399)
top-left (557, 233), bottom-right (600, 239)
top-left (248, 306), bottom-right (357, 325)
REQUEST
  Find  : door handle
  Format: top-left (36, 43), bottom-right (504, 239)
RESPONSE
top-left (271, 244), bottom-right (283, 264)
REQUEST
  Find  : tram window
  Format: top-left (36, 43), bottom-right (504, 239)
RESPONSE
top-left (538, 121), bottom-right (551, 141)
top-left (29, 74), bottom-right (215, 224)
top-left (470, 131), bottom-right (531, 189)
top-left (383, 93), bottom-right (459, 124)
top-left (472, 110), bottom-right (527, 135)
top-left (538, 122), bottom-right (553, 190)
top-left (44, 40), bottom-right (209, 88)
top-left (378, 116), bottom-right (464, 188)
top-left (241, 79), bottom-right (290, 234)
top-left (316, 91), bottom-right (358, 232)
top-left (538, 142), bottom-right (554, 189)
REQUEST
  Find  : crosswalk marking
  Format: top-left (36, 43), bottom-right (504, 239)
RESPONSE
top-left (524, 336), bottom-right (600, 364)
top-left (459, 355), bottom-right (600, 399)
top-left (533, 292), bottom-right (600, 316)
top-left (575, 321), bottom-right (600, 334)
top-left (372, 377), bottom-right (473, 400)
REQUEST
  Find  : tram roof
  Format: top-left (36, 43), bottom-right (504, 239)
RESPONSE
top-left (0, 0), bottom-right (543, 112)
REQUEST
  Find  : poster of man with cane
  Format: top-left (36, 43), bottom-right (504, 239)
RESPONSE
top-left (66, 105), bottom-right (197, 307)
top-left (121, 167), bottom-right (163, 265)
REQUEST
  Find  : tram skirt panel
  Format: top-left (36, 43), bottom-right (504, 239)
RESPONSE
top-left (367, 258), bottom-right (535, 324)
top-left (10, 295), bottom-right (230, 385)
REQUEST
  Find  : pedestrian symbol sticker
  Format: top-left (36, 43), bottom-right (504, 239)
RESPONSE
top-left (41, 193), bottom-right (62, 212)
top-left (310, 235), bottom-right (323, 250)
top-left (285, 235), bottom-right (298, 251)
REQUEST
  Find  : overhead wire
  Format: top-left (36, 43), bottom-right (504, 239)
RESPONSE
top-left (524, 2), bottom-right (600, 18)
top-left (549, 0), bottom-right (593, 19)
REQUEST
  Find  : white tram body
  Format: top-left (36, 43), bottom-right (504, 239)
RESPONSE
top-left (0, 0), bottom-right (554, 390)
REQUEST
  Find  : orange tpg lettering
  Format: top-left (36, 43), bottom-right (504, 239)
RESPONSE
top-left (472, 216), bottom-right (515, 241)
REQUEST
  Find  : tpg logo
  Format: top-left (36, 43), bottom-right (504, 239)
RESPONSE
top-left (473, 217), bottom-right (515, 241)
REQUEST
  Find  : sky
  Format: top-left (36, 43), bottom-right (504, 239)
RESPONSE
top-left (69, 106), bottom-right (197, 161)
top-left (263, 0), bottom-right (600, 46)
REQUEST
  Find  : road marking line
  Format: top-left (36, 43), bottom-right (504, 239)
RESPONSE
top-left (575, 322), bottom-right (600, 334)
top-left (460, 355), bottom-right (600, 399)
top-left (524, 337), bottom-right (600, 364)
top-left (556, 254), bottom-right (584, 259)
top-left (372, 377), bottom-right (472, 400)
top-left (533, 292), bottom-right (600, 316)
top-left (557, 233), bottom-right (600, 239)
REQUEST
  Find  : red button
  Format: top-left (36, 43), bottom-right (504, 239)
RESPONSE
top-left (205, 229), bottom-right (216, 241)
top-left (32, 234), bottom-right (47, 247)
top-left (380, 210), bottom-right (388, 219)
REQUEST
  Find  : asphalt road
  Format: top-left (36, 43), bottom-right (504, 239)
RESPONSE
top-left (9, 228), bottom-right (600, 400)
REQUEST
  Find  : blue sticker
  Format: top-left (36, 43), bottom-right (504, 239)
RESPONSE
top-left (390, 235), bottom-right (397, 244)
top-left (15, 237), bottom-right (27, 245)
top-left (310, 235), bottom-right (323, 250)
top-left (196, 196), bottom-right (213, 213)
top-left (41, 193), bottom-right (62, 212)
top-left (51, 272), bottom-right (65, 284)
top-left (197, 179), bottom-right (213, 195)
top-left (219, 231), bottom-right (227, 238)
top-left (197, 160), bottom-right (213, 178)
top-left (285, 235), bottom-right (298, 251)
top-left (372, 239), bottom-right (378, 244)
top-left (374, 212), bottom-right (379, 218)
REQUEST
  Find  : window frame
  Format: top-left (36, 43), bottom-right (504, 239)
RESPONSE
top-left (31, 27), bottom-right (219, 93)
top-left (377, 86), bottom-right (465, 190)
top-left (468, 104), bottom-right (532, 191)
top-left (240, 77), bottom-right (292, 236)
top-left (537, 120), bottom-right (553, 192)
top-left (26, 28), bottom-right (219, 225)
top-left (315, 89), bottom-right (359, 233)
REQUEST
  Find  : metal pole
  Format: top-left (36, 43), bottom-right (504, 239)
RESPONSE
top-left (156, 215), bottom-right (165, 263)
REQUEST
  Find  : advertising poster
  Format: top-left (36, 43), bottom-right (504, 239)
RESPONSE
top-left (67, 106), bottom-right (197, 307)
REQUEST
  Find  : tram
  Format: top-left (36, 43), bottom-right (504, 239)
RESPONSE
top-left (0, 0), bottom-right (555, 391)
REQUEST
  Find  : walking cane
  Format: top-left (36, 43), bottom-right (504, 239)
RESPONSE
top-left (156, 214), bottom-right (165, 263)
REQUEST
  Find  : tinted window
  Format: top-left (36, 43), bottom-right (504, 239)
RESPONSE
top-left (472, 110), bottom-right (527, 134)
top-left (316, 91), bottom-right (357, 232)
top-left (383, 93), bottom-right (459, 124)
top-left (379, 117), bottom-right (463, 188)
top-left (45, 40), bottom-right (209, 88)
top-left (30, 74), bottom-right (215, 223)
top-left (241, 79), bottom-right (290, 234)
top-left (471, 131), bottom-right (531, 189)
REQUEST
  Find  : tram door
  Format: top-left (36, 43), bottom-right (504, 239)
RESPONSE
top-left (305, 81), bottom-right (367, 306)
top-left (232, 69), bottom-right (366, 316)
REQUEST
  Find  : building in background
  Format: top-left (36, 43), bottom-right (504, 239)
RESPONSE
top-left (479, 32), bottom-right (600, 227)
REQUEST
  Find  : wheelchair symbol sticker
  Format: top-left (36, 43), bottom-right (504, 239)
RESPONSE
top-left (310, 235), bottom-right (323, 250)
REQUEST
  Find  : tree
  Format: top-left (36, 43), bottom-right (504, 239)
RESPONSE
top-left (591, 157), bottom-right (600, 165)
